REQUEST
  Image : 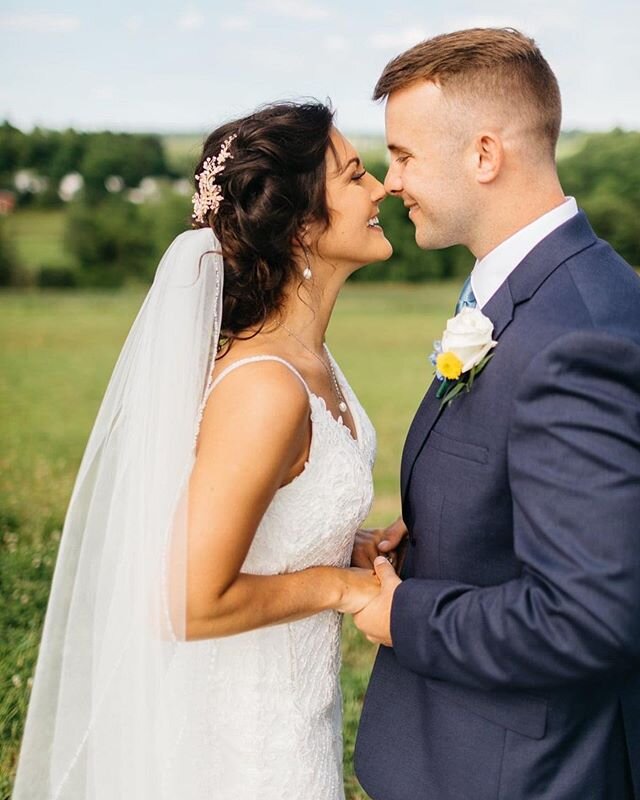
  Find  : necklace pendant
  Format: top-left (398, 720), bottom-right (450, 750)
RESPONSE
top-left (339, 401), bottom-right (348, 413)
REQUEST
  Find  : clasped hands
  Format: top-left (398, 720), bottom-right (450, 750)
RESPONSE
top-left (343, 517), bottom-right (407, 647)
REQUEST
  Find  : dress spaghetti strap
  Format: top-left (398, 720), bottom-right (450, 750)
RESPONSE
top-left (209, 355), bottom-right (312, 397)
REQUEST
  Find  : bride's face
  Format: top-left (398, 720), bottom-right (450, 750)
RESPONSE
top-left (310, 129), bottom-right (392, 273)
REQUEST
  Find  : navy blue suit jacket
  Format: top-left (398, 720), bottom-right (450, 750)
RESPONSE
top-left (355, 212), bottom-right (640, 800)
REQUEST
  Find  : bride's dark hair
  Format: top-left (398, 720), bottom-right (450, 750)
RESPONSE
top-left (193, 101), bottom-right (336, 353)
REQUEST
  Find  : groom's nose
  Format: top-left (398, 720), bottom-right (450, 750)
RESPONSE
top-left (384, 164), bottom-right (403, 195)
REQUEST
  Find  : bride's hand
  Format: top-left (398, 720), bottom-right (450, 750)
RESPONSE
top-left (351, 516), bottom-right (408, 569)
top-left (335, 567), bottom-right (382, 615)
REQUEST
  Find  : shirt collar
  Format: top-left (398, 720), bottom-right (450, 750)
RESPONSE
top-left (471, 197), bottom-right (579, 309)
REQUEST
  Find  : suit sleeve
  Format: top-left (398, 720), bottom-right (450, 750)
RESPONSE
top-left (390, 329), bottom-right (640, 690)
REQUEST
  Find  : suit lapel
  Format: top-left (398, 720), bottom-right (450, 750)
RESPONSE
top-left (505, 210), bottom-right (596, 306)
top-left (399, 280), bottom-right (516, 505)
top-left (400, 211), bottom-right (597, 505)
top-left (400, 379), bottom-right (441, 500)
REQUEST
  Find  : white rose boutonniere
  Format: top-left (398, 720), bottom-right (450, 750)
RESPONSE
top-left (429, 307), bottom-right (498, 407)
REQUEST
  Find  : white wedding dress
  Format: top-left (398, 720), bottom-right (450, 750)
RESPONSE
top-left (165, 352), bottom-right (376, 799)
top-left (12, 231), bottom-right (375, 800)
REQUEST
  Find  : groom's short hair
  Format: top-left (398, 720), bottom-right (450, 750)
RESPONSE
top-left (373, 28), bottom-right (562, 158)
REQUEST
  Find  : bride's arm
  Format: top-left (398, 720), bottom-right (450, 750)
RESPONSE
top-left (184, 361), bottom-right (379, 641)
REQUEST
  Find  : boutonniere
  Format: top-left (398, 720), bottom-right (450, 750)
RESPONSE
top-left (429, 307), bottom-right (497, 407)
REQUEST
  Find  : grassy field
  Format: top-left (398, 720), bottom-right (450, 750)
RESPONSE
top-left (0, 282), bottom-right (458, 799)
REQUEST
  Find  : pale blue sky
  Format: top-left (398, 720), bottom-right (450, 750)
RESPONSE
top-left (2, 0), bottom-right (639, 134)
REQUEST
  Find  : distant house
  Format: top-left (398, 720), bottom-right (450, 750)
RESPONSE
top-left (0, 190), bottom-right (16, 214)
top-left (59, 172), bottom-right (84, 202)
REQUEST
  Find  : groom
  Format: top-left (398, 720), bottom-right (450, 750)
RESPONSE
top-left (352, 28), bottom-right (640, 800)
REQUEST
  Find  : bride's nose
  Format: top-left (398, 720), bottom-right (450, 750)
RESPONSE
top-left (369, 175), bottom-right (387, 203)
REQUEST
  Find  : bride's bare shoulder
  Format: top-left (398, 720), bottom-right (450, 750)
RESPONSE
top-left (210, 341), bottom-right (308, 399)
top-left (198, 344), bottom-right (310, 451)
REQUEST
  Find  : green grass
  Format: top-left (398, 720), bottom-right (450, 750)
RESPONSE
top-left (0, 283), bottom-right (458, 798)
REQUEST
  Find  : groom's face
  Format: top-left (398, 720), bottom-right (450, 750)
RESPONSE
top-left (383, 81), bottom-right (473, 250)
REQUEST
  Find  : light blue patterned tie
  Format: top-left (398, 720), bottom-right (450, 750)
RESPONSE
top-left (455, 274), bottom-right (477, 315)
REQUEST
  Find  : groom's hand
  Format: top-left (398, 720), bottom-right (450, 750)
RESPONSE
top-left (351, 516), bottom-right (408, 569)
top-left (352, 556), bottom-right (402, 647)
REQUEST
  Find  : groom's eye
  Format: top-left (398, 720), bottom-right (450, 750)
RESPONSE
top-left (396, 155), bottom-right (409, 165)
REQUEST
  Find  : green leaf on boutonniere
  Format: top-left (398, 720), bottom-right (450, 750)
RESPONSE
top-left (435, 378), bottom-right (451, 400)
top-left (467, 364), bottom-right (476, 391)
top-left (439, 352), bottom-right (495, 408)
top-left (474, 352), bottom-right (495, 374)
top-left (468, 352), bottom-right (494, 389)
top-left (440, 381), bottom-right (466, 406)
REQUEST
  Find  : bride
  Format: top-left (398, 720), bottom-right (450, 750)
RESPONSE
top-left (12, 101), bottom-right (393, 799)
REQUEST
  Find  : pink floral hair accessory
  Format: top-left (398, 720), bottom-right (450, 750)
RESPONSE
top-left (192, 133), bottom-right (238, 223)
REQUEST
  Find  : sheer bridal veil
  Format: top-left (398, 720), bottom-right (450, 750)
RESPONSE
top-left (12, 228), bottom-right (224, 799)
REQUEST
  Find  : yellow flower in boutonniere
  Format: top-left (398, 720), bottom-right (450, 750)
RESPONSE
top-left (429, 308), bottom-right (498, 408)
top-left (435, 352), bottom-right (463, 380)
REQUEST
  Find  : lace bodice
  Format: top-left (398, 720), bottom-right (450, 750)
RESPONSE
top-left (167, 351), bottom-right (376, 799)
top-left (207, 352), bottom-right (376, 575)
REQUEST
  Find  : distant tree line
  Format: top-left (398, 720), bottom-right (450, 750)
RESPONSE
top-left (61, 192), bottom-right (193, 287)
top-left (0, 127), bottom-right (638, 288)
top-left (558, 129), bottom-right (640, 267)
top-left (0, 121), bottom-right (170, 205)
top-left (0, 218), bottom-right (20, 286)
top-left (0, 121), bottom-right (190, 287)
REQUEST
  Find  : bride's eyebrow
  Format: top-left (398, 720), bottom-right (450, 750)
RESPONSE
top-left (340, 156), bottom-right (362, 174)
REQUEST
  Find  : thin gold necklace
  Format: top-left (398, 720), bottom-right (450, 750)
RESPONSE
top-left (279, 323), bottom-right (348, 413)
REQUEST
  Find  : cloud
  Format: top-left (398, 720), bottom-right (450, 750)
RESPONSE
top-left (369, 27), bottom-right (428, 50)
top-left (125, 16), bottom-right (143, 33)
top-left (178, 7), bottom-right (205, 31)
top-left (256, 0), bottom-right (330, 21)
top-left (177, 10), bottom-right (251, 32)
top-left (0, 13), bottom-right (80, 33)
top-left (442, 11), bottom-right (575, 37)
top-left (324, 34), bottom-right (347, 52)
top-left (93, 85), bottom-right (117, 103)
top-left (441, 15), bottom-right (534, 34)
top-left (248, 46), bottom-right (301, 70)
top-left (220, 16), bottom-right (252, 31)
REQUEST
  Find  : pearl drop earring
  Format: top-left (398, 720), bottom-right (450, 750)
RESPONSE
top-left (302, 247), bottom-right (312, 280)
top-left (300, 233), bottom-right (313, 280)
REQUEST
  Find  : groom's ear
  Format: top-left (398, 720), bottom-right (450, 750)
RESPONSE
top-left (473, 132), bottom-right (503, 185)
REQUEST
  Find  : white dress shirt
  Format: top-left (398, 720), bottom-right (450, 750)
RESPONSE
top-left (470, 197), bottom-right (579, 309)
